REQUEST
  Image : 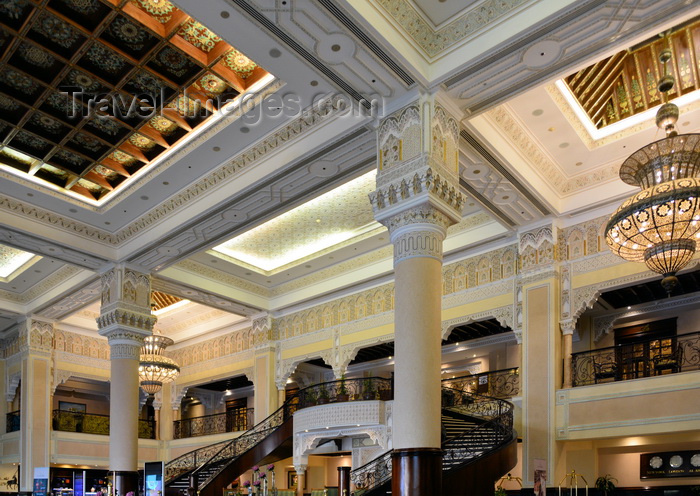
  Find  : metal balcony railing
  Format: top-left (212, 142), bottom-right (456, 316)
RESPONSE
top-left (5, 410), bottom-right (20, 433)
top-left (173, 408), bottom-right (255, 439)
top-left (52, 410), bottom-right (156, 439)
top-left (441, 367), bottom-right (520, 399)
top-left (571, 331), bottom-right (700, 387)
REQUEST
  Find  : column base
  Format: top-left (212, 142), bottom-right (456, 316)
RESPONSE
top-left (391, 448), bottom-right (443, 496)
top-left (337, 466), bottom-right (350, 496)
top-left (111, 471), bottom-right (139, 496)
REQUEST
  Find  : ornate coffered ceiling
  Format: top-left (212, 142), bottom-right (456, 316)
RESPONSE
top-left (563, 16), bottom-right (700, 131)
top-left (211, 170), bottom-right (383, 274)
top-left (0, 0), bottom-right (270, 203)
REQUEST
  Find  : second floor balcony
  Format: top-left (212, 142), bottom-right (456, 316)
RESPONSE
top-left (571, 330), bottom-right (700, 387)
top-left (52, 409), bottom-right (156, 439)
top-left (173, 408), bottom-right (254, 439)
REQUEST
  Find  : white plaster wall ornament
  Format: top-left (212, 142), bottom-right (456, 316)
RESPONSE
top-left (152, 390), bottom-right (162, 411)
top-left (0, 265), bottom-right (83, 305)
top-left (593, 315), bottom-right (617, 342)
top-left (171, 384), bottom-right (190, 411)
top-left (54, 351), bottom-right (110, 370)
top-left (440, 306), bottom-right (515, 340)
top-left (5, 372), bottom-right (20, 403)
top-left (442, 278), bottom-right (513, 309)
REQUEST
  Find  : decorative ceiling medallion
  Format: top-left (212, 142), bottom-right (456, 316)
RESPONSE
top-left (223, 49), bottom-right (257, 78)
top-left (0, 0), bottom-right (271, 203)
top-left (132, 0), bottom-right (177, 23)
top-left (178, 19), bottom-right (221, 53)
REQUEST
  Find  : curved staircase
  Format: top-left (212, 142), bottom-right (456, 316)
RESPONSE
top-left (350, 387), bottom-right (517, 496)
top-left (164, 379), bottom-right (515, 496)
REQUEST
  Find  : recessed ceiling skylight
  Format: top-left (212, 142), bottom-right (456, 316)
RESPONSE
top-left (211, 170), bottom-right (383, 273)
top-left (0, 244), bottom-right (38, 279)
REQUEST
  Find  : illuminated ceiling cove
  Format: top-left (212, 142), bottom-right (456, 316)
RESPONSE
top-left (0, 243), bottom-right (39, 280)
top-left (212, 170), bottom-right (384, 274)
top-left (563, 16), bottom-right (700, 133)
top-left (0, 0), bottom-right (270, 203)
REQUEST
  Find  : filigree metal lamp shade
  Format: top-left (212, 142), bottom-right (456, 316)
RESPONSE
top-left (605, 47), bottom-right (700, 294)
top-left (139, 335), bottom-right (179, 396)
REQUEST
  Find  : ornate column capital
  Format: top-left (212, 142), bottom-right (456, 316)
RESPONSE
top-left (17, 317), bottom-right (54, 356)
top-left (97, 265), bottom-right (154, 348)
top-left (560, 320), bottom-right (577, 336)
top-left (370, 96), bottom-right (465, 259)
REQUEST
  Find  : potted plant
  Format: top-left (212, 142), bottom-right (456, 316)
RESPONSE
top-left (304, 389), bottom-right (318, 407)
top-left (495, 487), bottom-right (507, 496)
top-left (595, 474), bottom-right (617, 496)
top-left (378, 382), bottom-right (392, 401)
top-left (318, 385), bottom-right (330, 404)
top-left (337, 375), bottom-right (349, 402)
top-left (362, 378), bottom-right (376, 400)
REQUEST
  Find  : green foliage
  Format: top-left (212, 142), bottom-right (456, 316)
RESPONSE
top-left (594, 474), bottom-right (617, 495)
top-left (494, 487), bottom-right (507, 496)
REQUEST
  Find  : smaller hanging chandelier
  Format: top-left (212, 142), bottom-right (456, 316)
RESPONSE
top-left (605, 43), bottom-right (700, 294)
top-left (138, 334), bottom-right (180, 396)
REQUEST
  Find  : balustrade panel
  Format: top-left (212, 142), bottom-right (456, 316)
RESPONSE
top-left (571, 331), bottom-right (700, 387)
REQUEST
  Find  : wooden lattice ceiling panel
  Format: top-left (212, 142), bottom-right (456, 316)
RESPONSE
top-left (564, 16), bottom-right (700, 130)
top-left (0, 0), bottom-right (269, 202)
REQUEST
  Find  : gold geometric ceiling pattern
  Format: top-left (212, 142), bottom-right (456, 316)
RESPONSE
top-left (0, 0), bottom-right (268, 202)
top-left (564, 16), bottom-right (700, 130)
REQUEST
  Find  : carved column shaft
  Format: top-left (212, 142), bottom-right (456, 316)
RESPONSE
top-left (560, 321), bottom-right (575, 389)
top-left (371, 95), bottom-right (464, 496)
top-left (97, 266), bottom-right (154, 493)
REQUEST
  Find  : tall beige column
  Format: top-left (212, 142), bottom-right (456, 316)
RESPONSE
top-left (97, 265), bottom-right (155, 496)
top-left (370, 95), bottom-right (464, 496)
top-left (18, 318), bottom-right (54, 491)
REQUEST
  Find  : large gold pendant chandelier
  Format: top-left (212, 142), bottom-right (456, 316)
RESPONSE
top-left (139, 334), bottom-right (180, 396)
top-left (606, 47), bottom-right (700, 294)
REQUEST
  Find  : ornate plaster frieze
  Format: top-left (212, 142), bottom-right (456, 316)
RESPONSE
top-left (275, 283), bottom-right (395, 339)
top-left (37, 279), bottom-right (101, 320)
top-left (54, 329), bottom-right (110, 360)
top-left (169, 261), bottom-right (269, 297)
top-left (171, 383), bottom-right (190, 410)
top-left (443, 244), bottom-right (517, 294)
top-left (293, 400), bottom-right (389, 436)
top-left (442, 279), bottom-right (513, 310)
top-left (54, 350), bottom-right (110, 371)
top-left (440, 306), bottom-right (515, 340)
top-left (5, 372), bottom-right (20, 403)
top-left (485, 106), bottom-right (621, 196)
top-left (557, 215), bottom-right (607, 262)
top-left (0, 265), bottom-right (83, 305)
top-left (295, 425), bottom-right (389, 467)
top-left (392, 227), bottom-right (445, 263)
top-left (96, 310), bottom-right (155, 337)
top-left (52, 369), bottom-right (108, 393)
top-left (370, 164), bottom-right (464, 225)
top-left (519, 224), bottom-right (556, 272)
top-left (561, 263), bottom-right (572, 322)
top-left (17, 318), bottom-right (54, 355)
top-left (571, 252), bottom-right (625, 275)
top-left (169, 327), bottom-right (254, 369)
top-left (373, 0), bottom-right (529, 58)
